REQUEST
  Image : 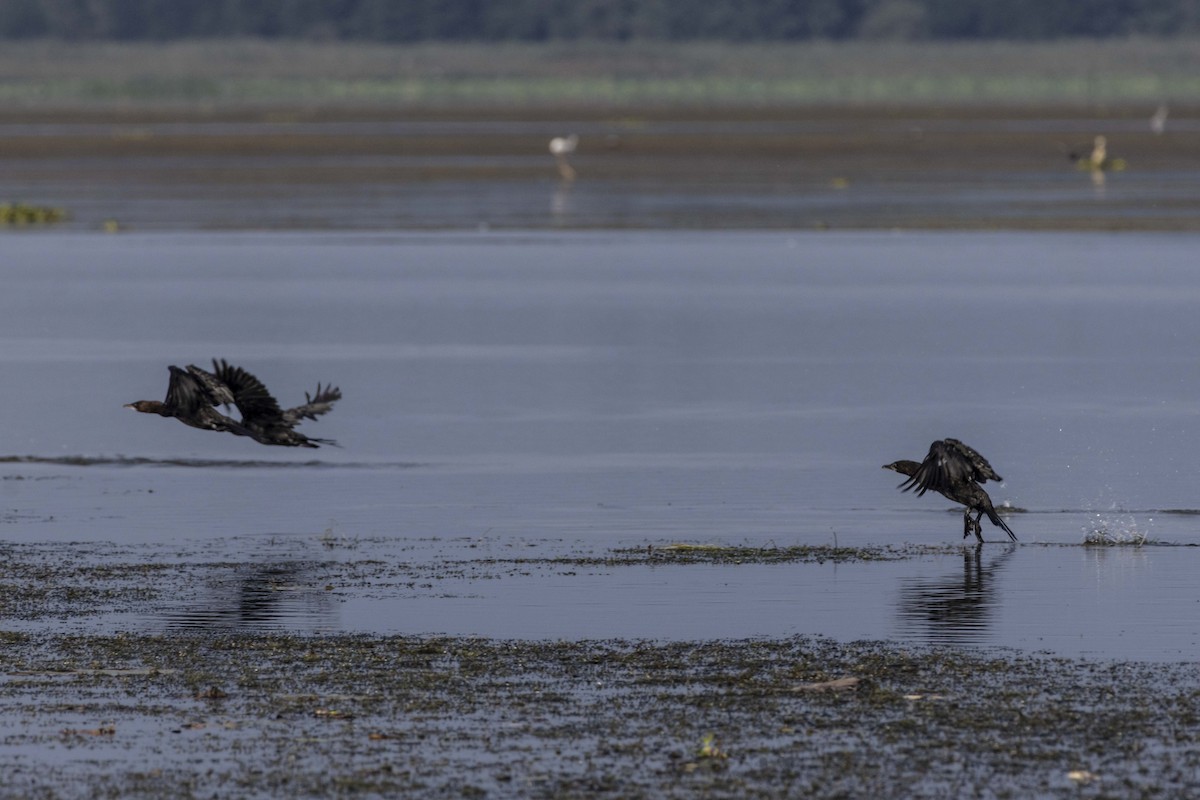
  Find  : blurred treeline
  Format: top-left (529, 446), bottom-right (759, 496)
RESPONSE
top-left (1, 0), bottom-right (1197, 41)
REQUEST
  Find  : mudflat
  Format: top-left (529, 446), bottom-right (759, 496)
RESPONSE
top-left (3, 630), bottom-right (1197, 798)
top-left (2, 102), bottom-right (1198, 231)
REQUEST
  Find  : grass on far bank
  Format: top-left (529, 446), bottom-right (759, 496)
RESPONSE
top-left (0, 37), bottom-right (1198, 109)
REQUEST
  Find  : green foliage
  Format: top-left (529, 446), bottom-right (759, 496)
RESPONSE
top-left (0, 0), bottom-right (1198, 41)
top-left (0, 202), bottom-right (66, 225)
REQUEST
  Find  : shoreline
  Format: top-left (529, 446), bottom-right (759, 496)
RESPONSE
top-left (1, 102), bottom-right (1198, 232)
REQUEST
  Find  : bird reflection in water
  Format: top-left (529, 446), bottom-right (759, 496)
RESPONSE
top-left (549, 134), bottom-right (578, 220)
top-left (163, 562), bottom-right (336, 632)
top-left (895, 544), bottom-right (1016, 646)
top-left (550, 182), bottom-right (573, 220)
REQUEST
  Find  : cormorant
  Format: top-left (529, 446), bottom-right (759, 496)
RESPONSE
top-left (124, 365), bottom-right (251, 437)
top-left (210, 359), bottom-right (340, 448)
top-left (127, 360), bottom-right (341, 448)
top-left (883, 438), bottom-right (1016, 543)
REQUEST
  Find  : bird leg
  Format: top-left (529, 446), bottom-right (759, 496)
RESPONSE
top-left (962, 510), bottom-right (973, 539)
top-left (971, 510), bottom-right (985, 543)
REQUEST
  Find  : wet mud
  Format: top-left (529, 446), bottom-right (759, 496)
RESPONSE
top-left (3, 104), bottom-right (1200, 231)
top-left (2, 630), bottom-right (1197, 798)
top-left (4, 538), bottom-right (1200, 796)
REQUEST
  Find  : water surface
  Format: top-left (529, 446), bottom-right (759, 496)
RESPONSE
top-left (1, 230), bottom-right (1198, 660)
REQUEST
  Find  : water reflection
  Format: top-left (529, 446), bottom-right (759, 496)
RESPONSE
top-left (551, 182), bottom-right (573, 219)
top-left (895, 545), bottom-right (1016, 646)
top-left (163, 562), bottom-right (337, 632)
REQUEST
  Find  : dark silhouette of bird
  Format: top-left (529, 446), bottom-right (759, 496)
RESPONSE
top-left (127, 360), bottom-right (341, 448)
top-left (210, 359), bottom-right (340, 448)
top-left (883, 439), bottom-right (1015, 543)
top-left (124, 365), bottom-right (252, 437)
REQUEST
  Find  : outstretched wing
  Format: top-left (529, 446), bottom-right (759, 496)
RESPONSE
top-left (900, 439), bottom-right (1001, 497)
top-left (164, 366), bottom-right (210, 415)
top-left (185, 364), bottom-right (236, 408)
top-left (282, 383), bottom-right (341, 425)
top-left (942, 438), bottom-right (1003, 483)
top-left (210, 359), bottom-right (284, 423)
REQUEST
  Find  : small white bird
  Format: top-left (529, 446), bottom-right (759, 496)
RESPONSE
top-left (549, 134), bottom-right (578, 156)
top-left (1150, 104), bottom-right (1168, 135)
top-left (1089, 134), bottom-right (1108, 168)
top-left (549, 134), bottom-right (579, 181)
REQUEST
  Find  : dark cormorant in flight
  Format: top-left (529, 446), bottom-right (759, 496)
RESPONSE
top-left (126, 360), bottom-right (341, 448)
top-left (124, 364), bottom-right (251, 437)
top-left (883, 438), bottom-right (1016, 543)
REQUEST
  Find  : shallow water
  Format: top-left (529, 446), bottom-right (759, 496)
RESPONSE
top-left (5, 112), bottom-right (1200, 231)
top-left (2, 229), bottom-right (1200, 660)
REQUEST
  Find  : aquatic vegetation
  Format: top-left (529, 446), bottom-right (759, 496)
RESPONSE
top-left (627, 543), bottom-right (956, 565)
top-left (2, 632), bottom-right (1199, 797)
top-left (1075, 156), bottom-right (1127, 172)
top-left (696, 733), bottom-right (729, 760)
top-left (0, 202), bottom-right (67, 225)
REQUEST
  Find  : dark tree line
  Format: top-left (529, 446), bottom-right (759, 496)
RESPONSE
top-left (1, 0), bottom-right (1197, 41)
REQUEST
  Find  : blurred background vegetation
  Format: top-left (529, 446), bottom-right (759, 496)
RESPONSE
top-left (0, 0), bottom-right (1197, 42)
top-left (0, 2), bottom-right (1197, 108)
top-left (0, 38), bottom-right (1196, 108)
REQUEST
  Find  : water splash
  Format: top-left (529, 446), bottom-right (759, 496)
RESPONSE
top-left (1083, 510), bottom-right (1150, 545)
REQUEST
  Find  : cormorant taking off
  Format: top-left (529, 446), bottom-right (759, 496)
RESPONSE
top-left (126, 360), bottom-right (341, 448)
top-left (883, 438), bottom-right (1016, 543)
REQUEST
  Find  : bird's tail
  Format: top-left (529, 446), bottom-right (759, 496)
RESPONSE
top-left (987, 507), bottom-right (1017, 541)
top-left (284, 384), bottom-right (342, 424)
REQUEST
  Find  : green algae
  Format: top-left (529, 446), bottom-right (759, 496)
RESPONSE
top-left (0, 202), bottom-right (67, 225)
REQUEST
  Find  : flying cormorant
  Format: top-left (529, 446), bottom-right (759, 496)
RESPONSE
top-left (127, 360), bottom-right (341, 448)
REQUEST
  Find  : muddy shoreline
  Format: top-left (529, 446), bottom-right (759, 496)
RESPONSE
top-left (2, 631), bottom-right (1197, 798)
top-left (3, 103), bottom-right (1199, 231)
top-left (3, 537), bottom-right (1198, 796)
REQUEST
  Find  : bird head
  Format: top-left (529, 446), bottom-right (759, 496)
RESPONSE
top-left (124, 400), bottom-right (163, 415)
top-left (882, 460), bottom-right (920, 477)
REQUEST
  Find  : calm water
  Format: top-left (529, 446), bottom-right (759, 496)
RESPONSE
top-left (2, 229), bottom-right (1199, 660)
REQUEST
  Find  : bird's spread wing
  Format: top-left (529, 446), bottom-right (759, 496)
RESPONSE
top-left (185, 364), bottom-right (236, 408)
top-left (282, 384), bottom-right (341, 425)
top-left (942, 438), bottom-right (1002, 483)
top-left (902, 439), bottom-right (993, 496)
top-left (211, 359), bottom-right (284, 423)
top-left (164, 366), bottom-right (209, 415)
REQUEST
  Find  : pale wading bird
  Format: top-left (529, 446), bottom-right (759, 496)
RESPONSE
top-left (549, 134), bottom-right (579, 181)
top-left (1150, 104), bottom-right (1168, 135)
top-left (126, 359), bottom-right (341, 448)
top-left (883, 438), bottom-right (1016, 543)
top-left (1070, 135), bottom-right (1126, 172)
